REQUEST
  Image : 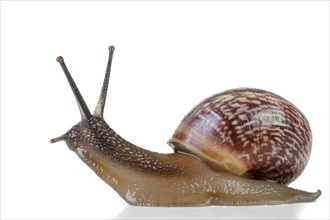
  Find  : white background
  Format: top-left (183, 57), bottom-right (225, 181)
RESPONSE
top-left (1, 1), bottom-right (329, 219)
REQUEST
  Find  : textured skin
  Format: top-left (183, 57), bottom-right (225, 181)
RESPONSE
top-left (169, 88), bottom-right (312, 184)
top-left (55, 117), bottom-right (320, 206)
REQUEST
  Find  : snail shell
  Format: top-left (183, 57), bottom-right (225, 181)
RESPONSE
top-left (168, 88), bottom-right (312, 184)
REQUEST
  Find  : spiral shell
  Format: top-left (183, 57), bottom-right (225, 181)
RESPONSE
top-left (168, 88), bottom-right (312, 184)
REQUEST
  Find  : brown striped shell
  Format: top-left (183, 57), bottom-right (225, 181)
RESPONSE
top-left (168, 88), bottom-right (312, 184)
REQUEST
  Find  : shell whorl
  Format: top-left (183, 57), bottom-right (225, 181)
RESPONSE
top-left (168, 88), bottom-right (312, 184)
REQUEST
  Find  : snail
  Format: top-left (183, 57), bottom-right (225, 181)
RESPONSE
top-left (51, 46), bottom-right (321, 206)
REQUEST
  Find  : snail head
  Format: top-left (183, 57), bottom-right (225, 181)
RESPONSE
top-left (50, 46), bottom-right (115, 152)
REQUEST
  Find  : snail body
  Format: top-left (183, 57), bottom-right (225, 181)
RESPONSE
top-left (51, 46), bottom-right (321, 206)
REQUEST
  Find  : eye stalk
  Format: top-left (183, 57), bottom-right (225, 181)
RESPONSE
top-left (55, 55), bottom-right (92, 120)
top-left (94, 46), bottom-right (115, 118)
top-left (53, 46), bottom-right (115, 121)
top-left (51, 46), bottom-right (115, 144)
